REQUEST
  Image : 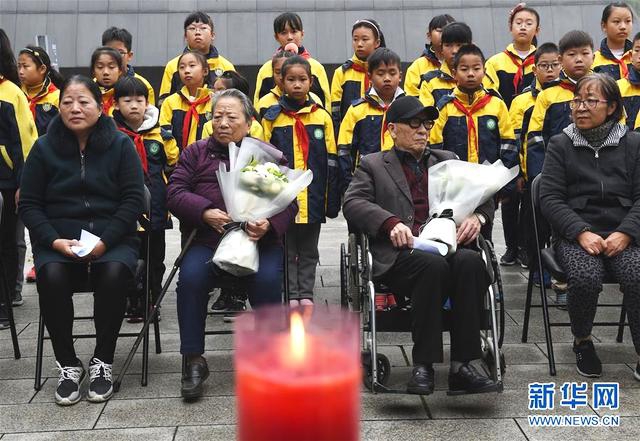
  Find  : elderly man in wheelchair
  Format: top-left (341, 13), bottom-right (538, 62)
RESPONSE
top-left (343, 96), bottom-right (499, 396)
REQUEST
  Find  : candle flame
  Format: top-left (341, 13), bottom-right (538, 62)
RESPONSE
top-left (290, 311), bottom-right (306, 364)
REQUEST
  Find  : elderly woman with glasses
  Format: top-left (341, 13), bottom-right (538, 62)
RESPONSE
top-left (540, 73), bottom-right (640, 381)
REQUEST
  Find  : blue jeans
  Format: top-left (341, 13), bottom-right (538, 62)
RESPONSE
top-left (176, 243), bottom-right (284, 354)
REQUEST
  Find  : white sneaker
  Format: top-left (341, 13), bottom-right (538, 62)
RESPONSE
top-left (87, 358), bottom-right (114, 402)
top-left (54, 361), bottom-right (85, 406)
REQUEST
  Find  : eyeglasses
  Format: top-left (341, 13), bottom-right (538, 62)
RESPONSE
top-left (399, 118), bottom-right (434, 130)
top-left (536, 62), bottom-right (561, 71)
top-left (186, 25), bottom-right (211, 34)
top-left (569, 98), bottom-right (609, 110)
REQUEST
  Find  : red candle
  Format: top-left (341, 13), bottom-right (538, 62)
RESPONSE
top-left (235, 306), bottom-right (360, 441)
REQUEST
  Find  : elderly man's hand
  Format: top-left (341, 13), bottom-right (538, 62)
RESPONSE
top-left (203, 208), bottom-right (232, 233)
top-left (457, 214), bottom-right (481, 245)
top-left (246, 219), bottom-right (271, 241)
top-left (603, 232), bottom-right (631, 257)
top-left (390, 223), bottom-right (414, 249)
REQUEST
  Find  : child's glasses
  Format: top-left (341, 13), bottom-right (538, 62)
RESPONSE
top-left (186, 25), bottom-right (211, 34)
top-left (569, 98), bottom-right (609, 110)
top-left (536, 62), bottom-right (561, 71)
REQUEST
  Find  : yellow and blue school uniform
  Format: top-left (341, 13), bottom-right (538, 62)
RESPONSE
top-left (126, 65), bottom-right (156, 106)
top-left (593, 38), bottom-right (632, 80)
top-left (0, 77), bottom-right (38, 189)
top-left (159, 46), bottom-right (234, 103)
top-left (256, 86), bottom-right (322, 119)
top-left (201, 118), bottom-right (265, 141)
top-left (525, 72), bottom-right (577, 180)
top-left (430, 86), bottom-right (518, 169)
top-left (98, 85), bottom-right (117, 117)
top-left (337, 87), bottom-right (404, 193)
top-left (330, 55), bottom-right (369, 135)
top-left (21, 78), bottom-right (59, 136)
top-left (404, 44), bottom-right (441, 97)
top-left (485, 43), bottom-right (536, 108)
top-left (159, 86), bottom-right (212, 151)
top-left (253, 47), bottom-right (331, 110)
top-left (262, 96), bottom-right (339, 224)
top-left (113, 107), bottom-right (178, 230)
top-left (418, 63), bottom-right (497, 107)
top-left (618, 66), bottom-right (640, 130)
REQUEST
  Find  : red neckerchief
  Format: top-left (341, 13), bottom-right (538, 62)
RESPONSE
top-left (452, 93), bottom-right (493, 162)
top-left (102, 94), bottom-right (114, 116)
top-left (181, 94), bottom-right (211, 149)
top-left (608, 54), bottom-right (630, 79)
top-left (350, 62), bottom-right (370, 93)
top-left (558, 81), bottom-right (576, 93)
top-left (281, 105), bottom-right (318, 168)
top-left (117, 125), bottom-right (148, 174)
top-left (503, 50), bottom-right (535, 93)
top-left (27, 82), bottom-right (57, 119)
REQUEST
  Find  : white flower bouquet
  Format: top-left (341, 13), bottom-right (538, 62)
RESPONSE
top-left (418, 159), bottom-right (519, 255)
top-left (212, 137), bottom-right (313, 276)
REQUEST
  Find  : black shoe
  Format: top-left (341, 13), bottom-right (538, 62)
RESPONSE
top-left (87, 358), bottom-right (113, 402)
top-left (211, 289), bottom-right (233, 312)
top-left (448, 363), bottom-right (498, 395)
top-left (55, 361), bottom-right (86, 406)
top-left (222, 296), bottom-right (247, 323)
top-left (517, 248), bottom-right (529, 269)
top-left (573, 340), bottom-right (602, 377)
top-left (634, 362), bottom-right (640, 381)
top-left (181, 356), bottom-right (209, 399)
top-left (500, 248), bottom-right (518, 266)
top-left (406, 364), bottom-right (435, 395)
top-left (11, 292), bottom-right (23, 307)
top-left (0, 306), bottom-right (9, 330)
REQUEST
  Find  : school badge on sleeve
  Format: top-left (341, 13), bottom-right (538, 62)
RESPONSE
top-left (486, 119), bottom-right (497, 131)
top-left (313, 128), bottom-right (324, 140)
top-left (42, 103), bottom-right (52, 112)
top-left (148, 142), bottom-right (160, 155)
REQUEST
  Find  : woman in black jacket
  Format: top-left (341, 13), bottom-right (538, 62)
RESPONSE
top-left (19, 75), bottom-right (145, 406)
top-left (540, 73), bottom-right (640, 381)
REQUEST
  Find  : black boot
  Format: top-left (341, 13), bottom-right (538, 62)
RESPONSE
top-left (181, 355), bottom-right (209, 400)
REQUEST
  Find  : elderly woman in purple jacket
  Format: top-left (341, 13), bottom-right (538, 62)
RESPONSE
top-left (167, 89), bottom-right (297, 400)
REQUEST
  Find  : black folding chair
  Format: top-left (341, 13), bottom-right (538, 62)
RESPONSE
top-left (34, 187), bottom-right (158, 390)
top-left (0, 192), bottom-right (21, 359)
top-left (521, 175), bottom-right (627, 375)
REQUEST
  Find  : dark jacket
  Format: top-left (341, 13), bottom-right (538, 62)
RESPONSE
top-left (166, 137), bottom-right (298, 250)
top-left (19, 114), bottom-right (145, 272)
top-left (540, 123), bottom-right (640, 244)
top-left (343, 147), bottom-right (495, 278)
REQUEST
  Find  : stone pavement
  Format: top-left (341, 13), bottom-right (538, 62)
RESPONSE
top-left (1, 215), bottom-right (639, 440)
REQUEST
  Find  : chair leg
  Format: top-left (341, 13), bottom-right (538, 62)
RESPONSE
top-left (521, 269), bottom-right (534, 343)
top-left (0, 263), bottom-right (20, 359)
top-left (538, 273), bottom-right (556, 376)
top-left (153, 314), bottom-right (162, 354)
top-left (34, 313), bottom-right (46, 390)
top-left (616, 306), bottom-right (626, 343)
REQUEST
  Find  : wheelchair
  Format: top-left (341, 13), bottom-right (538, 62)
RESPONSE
top-left (340, 233), bottom-right (506, 394)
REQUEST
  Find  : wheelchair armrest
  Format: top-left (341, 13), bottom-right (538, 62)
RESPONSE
top-left (540, 248), bottom-right (567, 283)
top-left (476, 235), bottom-right (496, 285)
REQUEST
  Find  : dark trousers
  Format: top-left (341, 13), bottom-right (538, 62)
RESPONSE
top-left (37, 261), bottom-right (131, 366)
top-left (286, 223), bottom-right (321, 300)
top-left (0, 189), bottom-right (18, 299)
top-left (380, 248), bottom-right (488, 365)
top-left (501, 189), bottom-right (521, 251)
top-left (176, 243), bottom-right (283, 354)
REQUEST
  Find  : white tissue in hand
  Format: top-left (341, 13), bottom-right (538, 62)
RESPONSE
top-left (70, 230), bottom-right (101, 257)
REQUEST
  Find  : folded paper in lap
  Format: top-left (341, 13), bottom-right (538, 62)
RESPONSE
top-left (70, 229), bottom-right (101, 257)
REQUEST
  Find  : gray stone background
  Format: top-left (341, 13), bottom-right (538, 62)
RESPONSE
top-left (0, 0), bottom-right (616, 69)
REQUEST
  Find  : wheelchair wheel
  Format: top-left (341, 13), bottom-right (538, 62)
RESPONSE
top-left (348, 234), bottom-right (361, 312)
top-left (361, 351), bottom-right (391, 389)
top-left (340, 243), bottom-right (348, 307)
top-left (482, 346), bottom-right (507, 380)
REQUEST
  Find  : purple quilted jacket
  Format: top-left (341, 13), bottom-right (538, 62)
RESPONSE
top-left (167, 137), bottom-right (298, 249)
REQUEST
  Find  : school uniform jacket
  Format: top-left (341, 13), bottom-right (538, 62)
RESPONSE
top-left (21, 78), bottom-right (59, 136)
top-left (99, 85), bottom-right (116, 117)
top-left (336, 87), bottom-right (404, 193)
top-left (330, 55), bottom-right (369, 135)
top-left (159, 85), bottom-right (212, 151)
top-left (430, 86), bottom-right (518, 170)
top-left (509, 78), bottom-right (552, 181)
top-left (618, 66), bottom-right (640, 130)
top-left (525, 71), bottom-right (578, 181)
top-left (0, 78), bottom-right (38, 190)
top-left (593, 38), bottom-right (632, 80)
top-left (159, 46), bottom-right (234, 103)
top-left (114, 106), bottom-right (178, 230)
top-left (404, 44), bottom-right (441, 97)
top-left (256, 86), bottom-right (323, 119)
top-left (485, 43), bottom-right (536, 108)
top-left (253, 46), bottom-right (331, 110)
top-left (418, 63), bottom-right (497, 107)
top-left (262, 96), bottom-right (340, 224)
top-left (201, 118), bottom-right (265, 141)
top-left (126, 65), bottom-right (156, 106)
